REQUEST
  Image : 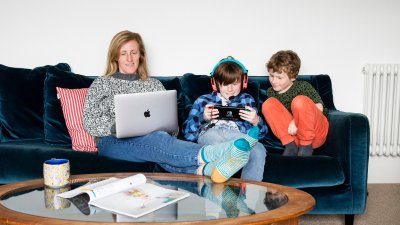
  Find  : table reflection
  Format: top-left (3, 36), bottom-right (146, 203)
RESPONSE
top-left (44, 185), bottom-right (71, 210)
top-left (1, 175), bottom-right (289, 223)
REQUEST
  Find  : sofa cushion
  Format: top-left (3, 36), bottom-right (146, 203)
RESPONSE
top-left (0, 140), bottom-right (155, 184)
top-left (263, 154), bottom-right (345, 188)
top-left (56, 87), bottom-right (97, 152)
top-left (0, 63), bottom-right (70, 142)
top-left (43, 67), bottom-right (95, 145)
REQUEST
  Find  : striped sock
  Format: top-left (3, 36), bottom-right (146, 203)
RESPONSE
top-left (244, 126), bottom-right (260, 148)
top-left (199, 142), bottom-right (234, 164)
top-left (197, 162), bottom-right (215, 176)
top-left (211, 138), bottom-right (251, 183)
top-left (200, 126), bottom-right (259, 164)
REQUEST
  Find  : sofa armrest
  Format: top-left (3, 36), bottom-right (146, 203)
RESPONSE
top-left (321, 110), bottom-right (370, 213)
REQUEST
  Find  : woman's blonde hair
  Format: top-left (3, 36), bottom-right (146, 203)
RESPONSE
top-left (105, 30), bottom-right (149, 80)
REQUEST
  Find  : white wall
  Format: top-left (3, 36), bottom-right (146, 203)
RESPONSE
top-left (1, 0), bottom-right (400, 183)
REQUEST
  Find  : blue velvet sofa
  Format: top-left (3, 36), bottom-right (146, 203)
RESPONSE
top-left (0, 63), bottom-right (369, 225)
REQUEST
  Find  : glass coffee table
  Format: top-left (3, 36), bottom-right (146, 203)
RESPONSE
top-left (0, 173), bottom-right (315, 225)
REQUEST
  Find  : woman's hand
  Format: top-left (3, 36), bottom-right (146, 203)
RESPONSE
top-left (239, 106), bottom-right (259, 126)
top-left (203, 104), bottom-right (219, 121)
top-left (288, 119), bottom-right (297, 135)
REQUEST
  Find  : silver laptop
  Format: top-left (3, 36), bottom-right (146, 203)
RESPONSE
top-left (114, 90), bottom-right (178, 138)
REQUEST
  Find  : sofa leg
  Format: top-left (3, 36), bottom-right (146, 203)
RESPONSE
top-left (345, 214), bottom-right (354, 225)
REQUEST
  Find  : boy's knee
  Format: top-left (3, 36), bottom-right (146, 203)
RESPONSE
top-left (198, 130), bottom-right (227, 145)
top-left (250, 143), bottom-right (267, 159)
top-left (262, 97), bottom-right (279, 111)
top-left (291, 95), bottom-right (313, 110)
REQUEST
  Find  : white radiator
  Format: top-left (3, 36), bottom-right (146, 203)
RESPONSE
top-left (363, 64), bottom-right (400, 157)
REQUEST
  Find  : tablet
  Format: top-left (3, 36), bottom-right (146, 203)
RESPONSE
top-left (213, 105), bottom-right (245, 120)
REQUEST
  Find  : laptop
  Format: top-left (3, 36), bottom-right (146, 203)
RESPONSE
top-left (114, 90), bottom-right (178, 138)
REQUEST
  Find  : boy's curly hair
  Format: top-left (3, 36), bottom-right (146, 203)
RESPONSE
top-left (266, 50), bottom-right (301, 79)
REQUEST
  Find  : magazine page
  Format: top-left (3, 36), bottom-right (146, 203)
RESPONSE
top-left (85, 174), bottom-right (146, 200)
top-left (57, 174), bottom-right (146, 201)
top-left (57, 174), bottom-right (190, 218)
top-left (115, 203), bottom-right (177, 222)
top-left (90, 182), bottom-right (190, 218)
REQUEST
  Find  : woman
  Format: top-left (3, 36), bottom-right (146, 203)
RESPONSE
top-left (82, 30), bottom-right (260, 183)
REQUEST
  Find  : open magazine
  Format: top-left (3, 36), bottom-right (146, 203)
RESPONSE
top-left (57, 174), bottom-right (190, 218)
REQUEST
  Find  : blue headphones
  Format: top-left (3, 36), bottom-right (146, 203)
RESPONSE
top-left (210, 56), bottom-right (249, 91)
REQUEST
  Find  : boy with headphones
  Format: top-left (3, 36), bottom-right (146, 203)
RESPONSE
top-left (182, 56), bottom-right (268, 181)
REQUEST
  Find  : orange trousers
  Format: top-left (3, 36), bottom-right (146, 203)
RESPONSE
top-left (262, 95), bottom-right (329, 149)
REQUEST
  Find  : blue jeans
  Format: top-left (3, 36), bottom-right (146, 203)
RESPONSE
top-left (96, 131), bottom-right (201, 174)
top-left (198, 126), bottom-right (267, 181)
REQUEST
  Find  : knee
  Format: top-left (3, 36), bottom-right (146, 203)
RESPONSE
top-left (262, 97), bottom-right (279, 113)
top-left (198, 129), bottom-right (226, 145)
top-left (291, 95), bottom-right (313, 111)
top-left (150, 130), bottom-right (171, 140)
top-left (153, 130), bottom-right (169, 136)
top-left (250, 143), bottom-right (267, 159)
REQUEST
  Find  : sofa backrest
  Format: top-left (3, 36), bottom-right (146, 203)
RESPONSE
top-left (0, 63), bottom-right (335, 152)
top-left (248, 75), bottom-right (336, 111)
top-left (0, 63), bottom-right (71, 142)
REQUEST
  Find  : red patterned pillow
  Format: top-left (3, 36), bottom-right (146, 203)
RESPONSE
top-left (56, 87), bottom-right (97, 152)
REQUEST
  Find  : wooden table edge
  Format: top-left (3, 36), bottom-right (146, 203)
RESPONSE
top-left (0, 173), bottom-right (315, 225)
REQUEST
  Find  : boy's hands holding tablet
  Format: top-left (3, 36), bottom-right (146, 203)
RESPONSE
top-left (239, 106), bottom-right (260, 126)
top-left (204, 104), bottom-right (259, 125)
top-left (204, 104), bottom-right (220, 121)
top-left (213, 105), bottom-right (244, 120)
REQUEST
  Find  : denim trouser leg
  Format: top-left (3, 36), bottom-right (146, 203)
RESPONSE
top-left (96, 131), bottom-right (202, 174)
top-left (198, 127), bottom-right (266, 181)
top-left (242, 143), bottom-right (266, 181)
